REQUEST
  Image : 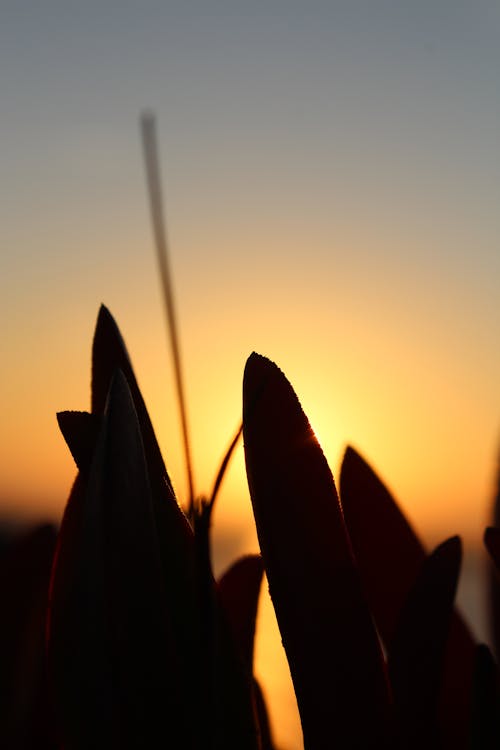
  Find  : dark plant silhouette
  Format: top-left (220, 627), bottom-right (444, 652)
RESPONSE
top-left (2, 117), bottom-right (499, 748)
top-left (1, 307), bottom-right (500, 749)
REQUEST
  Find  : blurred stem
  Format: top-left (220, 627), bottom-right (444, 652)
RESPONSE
top-left (141, 111), bottom-right (196, 522)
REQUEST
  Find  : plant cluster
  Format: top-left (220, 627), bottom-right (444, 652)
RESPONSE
top-left (1, 304), bottom-right (499, 749)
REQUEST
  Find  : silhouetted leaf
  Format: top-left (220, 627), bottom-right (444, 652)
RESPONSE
top-left (340, 446), bottom-right (475, 750)
top-left (193, 511), bottom-right (261, 750)
top-left (469, 644), bottom-right (500, 750)
top-left (485, 527), bottom-right (500, 572)
top-left (388, 536), bottom-right (462, 750)
top-left (206, 594), bottom-right (262, 750)
top-left (208, 423), bottom-right (243, 510)
top-left (218, 555), bottom-right (277, 749)
top-left (91, 305), bottom-right (194, 595)
top-left (47, 464), bottom-right (126, 747)
top-left (91, 304), bottom-right (174, 495)
top-left (218, 554), bottom-right (264, 669)
top-left (48, 370), bottom-right (195, 749)
top-left (243, 353), bottom-right (394, 750)
top-left (57, 410), bottom-right (101, 472)
top-left (90, 305), bottom-right (201, 720)
top-left (340, 446), bottom-right (425, 643)
top-left (487, 453), bottom-right (500, 660)
top-left (101, 370), bottom-right (194, 745)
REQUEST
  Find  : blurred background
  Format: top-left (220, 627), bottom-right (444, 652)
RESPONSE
top-left (1, 3), bottom-right (499, 747)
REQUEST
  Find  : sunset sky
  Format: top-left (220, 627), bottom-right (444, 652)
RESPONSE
top-left (1, 4), bottom-right (499, 745)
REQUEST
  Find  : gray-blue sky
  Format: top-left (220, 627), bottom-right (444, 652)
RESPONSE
top-left (2, 2), bottom-right (498, 271)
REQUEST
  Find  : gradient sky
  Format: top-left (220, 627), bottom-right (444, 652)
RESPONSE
top-left (1, 5), bottom-right (499, 745)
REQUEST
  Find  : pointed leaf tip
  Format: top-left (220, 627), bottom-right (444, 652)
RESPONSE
top-left (243, 357), bottom-right (392, 749)
top-left (91, 305), bottom-right (132, 415)
top-left (340, 447), bottom-right (475, 749)
top-left (388, 535), bottom-right (463, 749)
top-left (243, 353), bottom-right (278, 405)
top-left (340, 444), bottom-right (429, 645)
top-left (96, 303), bottom-right (117, 333)
top-left (57, 411), bottom-right (101, 472)
top-left (244, 352), bottom-right (285, 387)
top-left (243, 353), bottom-right (321, 462)
top-left (91, 305), bottom-right (176, 497)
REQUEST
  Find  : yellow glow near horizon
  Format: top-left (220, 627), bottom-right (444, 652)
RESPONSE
top-left (1, 268), bottom-right (497, 554)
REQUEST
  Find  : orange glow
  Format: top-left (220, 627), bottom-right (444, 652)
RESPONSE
top-left (1, 263), bottom-right (496, 543)
top-left (1, 243), bottom-right (497, 750)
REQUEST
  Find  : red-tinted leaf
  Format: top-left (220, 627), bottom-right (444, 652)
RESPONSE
top-left (192, 512), bottom-right (261, 750)
top-left (205, 595), bottom-right (262, 750)
top-left (340, 446), bottom-right (475, 750)
top-left (388, 536), bottom-right (462, 750)
top-left (218, 554), bottom-right (264, 669)
top-left (218, 555), bottom-right (275, 749)
top-left (243, 353), bottom-right (393, 750)
top-left (340, 447), bottom-right (425, 642)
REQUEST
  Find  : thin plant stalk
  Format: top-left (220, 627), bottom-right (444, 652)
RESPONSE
top-left (194, 422), bottom-right (243, 581)
top-left (208, 423), bottom-right (243, 510)
top-left (141, 111), bottom-right (196, 520)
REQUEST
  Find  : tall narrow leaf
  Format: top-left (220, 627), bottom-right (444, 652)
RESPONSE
top-left (218, 556), bottom-right (277, 750)
top-left (91, 305), bottom-right (200, 705)
top-left (48, 370), bottom-right (195, 748)
top-left (340, 446), bottom-right (475, 749)
top-left (91, 304), bottom-right (174, 493)
top-left (47, 469), bottom-right (116, 749)
top-left (192, 511), bottom-right (261, 750)
top-left (388, 536), bottom-right (462, 750)
top-left (243, 353), bottom-right (393, 750)
top-left (487, 453), bottom-right (500, 661)
top-left (218, 555), bottom-right (264, 669)
top-left (57, 310), bottom-right (260, 749)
